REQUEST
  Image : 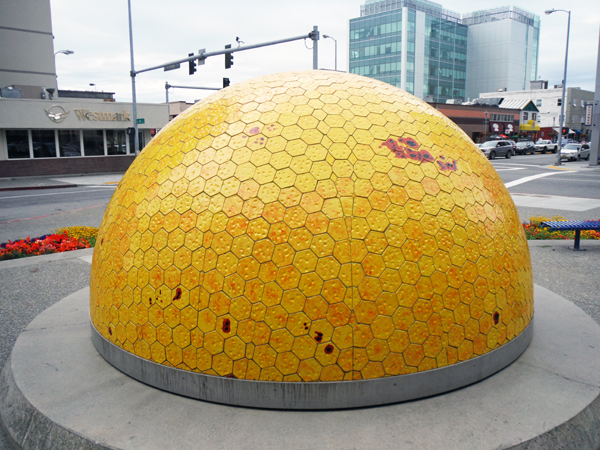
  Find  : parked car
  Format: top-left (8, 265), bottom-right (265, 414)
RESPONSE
top-left (515, 141), bottom-right (535, 155)
top-left (560, 143), bottom-right (591, 161)
top-left (507, 140), bottom-right (517, 156)
top-left (578, 143), bottom-right (591, 160)
top-left (535, 139), bottom-right (558, 154)
top-left (560, 143), bottom-right (580, 161)
top-left (479, 140), bottom-right (512, 159)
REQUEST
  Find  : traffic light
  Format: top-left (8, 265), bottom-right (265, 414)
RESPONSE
top-left (225, 44), bottom-right (234, 69)
top-left (561, 127), bottom-right (568, 135)
top-left (223, 78), bottom-right (230, 88)
top-left (188, 53), bottom-right (196, 75)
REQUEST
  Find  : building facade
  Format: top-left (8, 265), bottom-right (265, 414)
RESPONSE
top-left (0, 97), bottom-right (167, 178)
top-left (478, 86), bottom-right (594, 141)
top-left (348, 1), bottom-right (539, 104)
top-left (0, 0), bottom-right (168, 177)
top-left (463, 7), bottom-right (539, 101)
top-left (429, 103), bottom-right (520, 143)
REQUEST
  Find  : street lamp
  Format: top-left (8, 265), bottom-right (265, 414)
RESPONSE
top-left (89, 83), bottom-right (97, 91)
top-left (545, 8), bottom-right (571, 166)
top-left (323, 34), bottom-right (338, 71)
top-left (54, 49), bottom-right (74, 56)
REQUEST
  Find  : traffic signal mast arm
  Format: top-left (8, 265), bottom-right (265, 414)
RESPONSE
top-left (131, 29), bottom-right (319, 76)
top-left (166, 83), bottom-right (220, 91)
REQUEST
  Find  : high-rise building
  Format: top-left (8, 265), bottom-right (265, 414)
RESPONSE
top-left (348, 1), bottom-right (539, 103)
top-left (463, 7), bottom-right (540, 101)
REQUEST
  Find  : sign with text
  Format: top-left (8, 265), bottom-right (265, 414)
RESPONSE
top-left (585, 104), bottom-right (593, 126)
top-left (74, 109), bottom-right (131, 122)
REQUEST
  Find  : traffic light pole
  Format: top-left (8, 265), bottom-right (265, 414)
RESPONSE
top-left (130, 27), bottom-right (320, 153)
top-left (134, 29), bottom-right (319, 76)
top-left (127, 0), bottom-right (140, 155)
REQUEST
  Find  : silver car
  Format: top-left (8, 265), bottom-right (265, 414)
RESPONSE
top-left (578, 143), bottom-right (591, 161)
top-left (479, 140), bottom-right (512, 159)
top-left (560, 143), bottom-right (591, 161)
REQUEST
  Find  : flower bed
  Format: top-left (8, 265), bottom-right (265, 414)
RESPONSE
top-left (523, 215), bottom-right (600, 240)
top-left (0, 226), bottom-right (99, 261)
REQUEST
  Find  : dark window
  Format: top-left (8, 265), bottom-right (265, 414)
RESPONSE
top-left (58, 130), bottom-right (82, 157)
top-left (31, 130), bottom-right (56, 158)
top-left (106, 130), bottom-right (127, 155)
top-left (128, 131), bottom-right (145, 153)
top-left (83, 130), bottom-right (104, 156)
top-left (6, 130), bottom-right (30, 159)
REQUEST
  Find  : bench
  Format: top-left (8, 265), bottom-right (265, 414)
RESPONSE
top-left (540, 220), bottom-right (600, 251)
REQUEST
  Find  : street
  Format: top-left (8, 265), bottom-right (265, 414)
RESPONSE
top-left (0, 186), bottom-right (115, 243)
top-left (489, 153), bottom-right (600, 221)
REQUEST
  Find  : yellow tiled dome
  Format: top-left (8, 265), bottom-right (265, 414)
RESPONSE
top-left (90, 71), bottom-right (533, 382)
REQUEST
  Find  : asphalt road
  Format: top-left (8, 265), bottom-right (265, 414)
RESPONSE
top-left (0, 186), bottom-right (115, 243)
top-left (489, 153), bottom-right (600, 222)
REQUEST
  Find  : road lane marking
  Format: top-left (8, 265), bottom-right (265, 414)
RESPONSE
top-left (504, 172), bottom-right (568, 188)
top-left (544, 166), bottom-right (576, 171)
top-left (0, 187), bottom-right (115, 200)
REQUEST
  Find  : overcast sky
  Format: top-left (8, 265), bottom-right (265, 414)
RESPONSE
top-left (50, 0), bottom-right (599, 104)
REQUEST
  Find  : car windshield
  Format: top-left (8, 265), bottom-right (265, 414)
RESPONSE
top-left (516, 142), bottom-right (528, 147)
top-left (480, 142), bottom-right (497, 148)
top-left (563, 144), bottom-right (580, 150)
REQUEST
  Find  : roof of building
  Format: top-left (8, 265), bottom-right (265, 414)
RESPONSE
top-left (498, 99), bottom-right (538, 112)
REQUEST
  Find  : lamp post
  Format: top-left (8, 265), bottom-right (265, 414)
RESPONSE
top-left (545, 8), bottom-right (571, 166)
top-left (323, 34), bottom-right (338, 71)
top-left (54, 50), bottom-right (74, 56)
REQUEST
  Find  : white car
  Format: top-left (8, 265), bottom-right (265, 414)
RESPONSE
top-left (535, 139), bottom-right (558, 154)
top-left (560, 143), bottom-right (591, 161)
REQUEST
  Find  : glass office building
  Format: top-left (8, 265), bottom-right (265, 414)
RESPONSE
top-left (349, 1), bottom-right (538, 103)
top-left (349, 0), bottom-right (467, 103)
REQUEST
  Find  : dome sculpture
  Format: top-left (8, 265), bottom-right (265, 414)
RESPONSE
top-left (90, 71), bottom-right (533, 409)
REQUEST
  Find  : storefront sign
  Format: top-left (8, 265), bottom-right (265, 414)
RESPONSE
top-left (489, 122), bottom-right (502, 133)
top-left (74, 109), bottom-right (131, 122)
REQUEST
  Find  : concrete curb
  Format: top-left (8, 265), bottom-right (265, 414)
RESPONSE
top-left (0, 248), bottom-right (94, 270)
top-left (1, 285), bottom-right (599, 449)
top-left (0, 184), bottom-right (79, 192)
top-left (527, 239), bottom-right (600, 247)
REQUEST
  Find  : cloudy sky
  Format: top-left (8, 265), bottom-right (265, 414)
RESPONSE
top-left (50, 0), bottom-right (599, 104)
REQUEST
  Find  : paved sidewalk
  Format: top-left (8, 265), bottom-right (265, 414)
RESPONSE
top-left (0, 173), bottom-right (124, 191)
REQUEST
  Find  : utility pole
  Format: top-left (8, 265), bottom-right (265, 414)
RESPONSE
top-left (127, 0), bottom-right (139, 155)
top-left (311, 26), bottom-right (319, 69)
top-left (590, 25), bottom-right (600, 166)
